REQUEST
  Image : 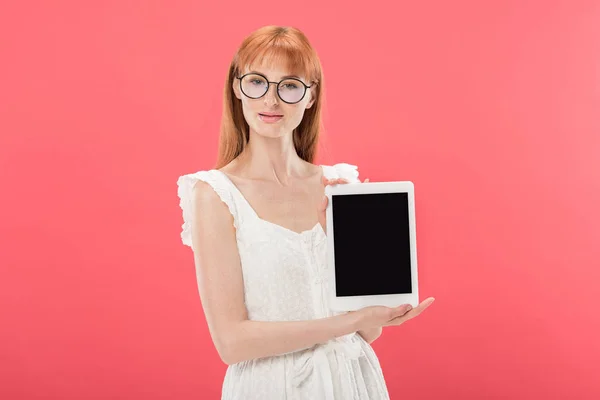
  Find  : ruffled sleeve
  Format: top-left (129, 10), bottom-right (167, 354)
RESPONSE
top-left (176, 170), bottom-right (239, 248)
top-left (322, 163), bottom-right (361, 183)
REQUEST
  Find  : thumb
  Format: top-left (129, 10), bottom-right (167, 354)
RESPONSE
top-left (320, 194), bottom-right (328, 210)
top-left (318, 195), bottom-right (328, 233)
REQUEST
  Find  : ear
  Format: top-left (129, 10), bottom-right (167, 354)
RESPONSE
top-left (232, 78), bottom-right (242, 100)
top-left (305, 87), bottom-right (316, 109)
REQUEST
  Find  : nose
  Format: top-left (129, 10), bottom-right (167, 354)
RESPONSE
top-left (263, 82), bottom-right (279, 106)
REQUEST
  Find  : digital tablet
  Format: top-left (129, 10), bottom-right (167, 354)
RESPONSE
top-left (324, 181), bottom-right (418, 312)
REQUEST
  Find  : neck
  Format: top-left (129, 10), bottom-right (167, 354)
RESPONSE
top-left (235, 130), bottom-right (309, 185)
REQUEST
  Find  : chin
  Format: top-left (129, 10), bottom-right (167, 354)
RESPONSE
top-left (254, 126), bottom-right (285, 138)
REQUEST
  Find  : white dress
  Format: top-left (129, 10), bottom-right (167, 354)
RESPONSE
top-left (177, 163), bottom-right (390, 400)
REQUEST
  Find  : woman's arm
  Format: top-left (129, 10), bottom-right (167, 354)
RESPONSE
top-left (358, 327), bottom-right (383, 344)
top-left (190, 181), bottom-right (363, 365)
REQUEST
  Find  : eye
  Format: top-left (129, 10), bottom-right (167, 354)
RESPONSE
top-left (281, 82), bottom-right (299, 90)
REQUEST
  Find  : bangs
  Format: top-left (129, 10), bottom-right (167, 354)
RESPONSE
top-left (235, 34), bottom-right (319, 83)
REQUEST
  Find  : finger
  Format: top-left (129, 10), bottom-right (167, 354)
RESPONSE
top-left (386, 310), bottom-right (417, 326)
top-left (317, 195), bottom-right (329, 233)
top-left (405, 298), bottom-right (435, 317)
top-left (317, 195), bottom-right (328, 214)
top-left (328, 178), bottom-right (348, 186)
top-left (387, 304), bottom-right (412, 321)
top-left (386, 298), bottom-right (435, 325)
top-left (385, 315), bottom-right (408, 326)
top-left (364, 178), bottom-right (370, 183)
top-left (399, 304), bottom-right (413, 316)
top-left (418, 297), bottom-right (435, 309)
top-left (322, 176), bottom-right (335, 185)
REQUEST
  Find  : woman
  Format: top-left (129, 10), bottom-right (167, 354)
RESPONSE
top-left (177, 25), bottom-right (435, 400)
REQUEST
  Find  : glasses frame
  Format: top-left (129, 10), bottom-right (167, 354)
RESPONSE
top-left (235, 72), bottom-right (313, 104)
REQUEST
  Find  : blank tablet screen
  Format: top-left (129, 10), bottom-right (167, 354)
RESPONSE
top-left (331, 192), bottom-right (412, 297)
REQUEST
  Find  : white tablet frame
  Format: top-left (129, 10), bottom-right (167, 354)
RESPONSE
top-left (324, 181), bottom-right (419, 311)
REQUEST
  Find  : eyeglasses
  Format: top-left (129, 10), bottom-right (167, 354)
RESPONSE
top-left (236, 72), bottom-right (313, 104)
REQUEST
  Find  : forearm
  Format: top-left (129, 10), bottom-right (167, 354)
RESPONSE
top-left (220, 313), bottom-right (361, 365)
top-left (358, 326), bottom-right (383, 344)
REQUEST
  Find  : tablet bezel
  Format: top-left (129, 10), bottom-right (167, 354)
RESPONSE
top-left (324, 181), bottom-right (419, 311)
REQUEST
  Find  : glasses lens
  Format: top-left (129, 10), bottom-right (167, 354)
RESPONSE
top-left (241, 74), bottom-right (268, 98)
top-left (278, 79), bottom-right (305, 103)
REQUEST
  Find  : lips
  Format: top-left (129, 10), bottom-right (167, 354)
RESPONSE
top-left (258, 113), bottom-right (284, 123)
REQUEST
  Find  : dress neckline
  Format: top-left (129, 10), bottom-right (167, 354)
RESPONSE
top-left (213, 166), bottom-right (326, 238)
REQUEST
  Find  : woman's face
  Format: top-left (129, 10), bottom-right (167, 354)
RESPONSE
top-left (232, 63), bottom-right (315, 138)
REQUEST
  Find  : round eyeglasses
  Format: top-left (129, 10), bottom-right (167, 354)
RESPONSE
top-left (236, 72), bottom-right (313, 104)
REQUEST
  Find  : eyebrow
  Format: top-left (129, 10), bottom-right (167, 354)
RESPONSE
top-left (249, 70), bottom-right (302, 80)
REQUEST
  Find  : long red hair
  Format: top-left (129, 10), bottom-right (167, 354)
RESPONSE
top-left (215, 26), bottom-right (325, 169)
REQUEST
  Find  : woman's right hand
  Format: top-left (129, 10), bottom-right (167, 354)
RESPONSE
top-left (352, 297), bottom-right (435, 331)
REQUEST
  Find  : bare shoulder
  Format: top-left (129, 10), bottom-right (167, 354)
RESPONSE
top-left (191, 178), bottom-right (218, 203)
top-left (190, 178), bottom-right (235, 228)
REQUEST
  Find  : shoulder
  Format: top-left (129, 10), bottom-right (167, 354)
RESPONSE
top-left (190, 176), bottom-right (223, 208)
top-left (177, 170), bottom-right (237, 247)
top-left (321, 163), bottom-right (361, 183)
top-left (177, 170), bottom-right (214, 205)
top-left (177, 169), bottom-right (233, 210)
top-left (189, 176), bottom-right (236, 232)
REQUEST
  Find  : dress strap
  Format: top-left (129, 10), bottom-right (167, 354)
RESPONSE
top-left (211, 170), bottom-right (261, 222)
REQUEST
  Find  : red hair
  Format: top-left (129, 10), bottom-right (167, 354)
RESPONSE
top-left (215, 26), bottom-right (325, 169)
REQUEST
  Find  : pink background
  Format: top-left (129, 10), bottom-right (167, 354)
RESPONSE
top-left (1, 1), bottom-right (599, 399)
